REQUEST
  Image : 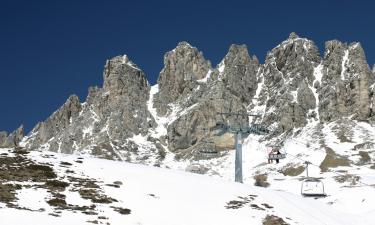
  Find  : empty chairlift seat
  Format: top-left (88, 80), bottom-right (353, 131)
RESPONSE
top-left (301, 178), bottom-right (327, 198)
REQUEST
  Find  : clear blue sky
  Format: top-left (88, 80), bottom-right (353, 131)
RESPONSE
top-left (1, 0), bottom-right (374, 133)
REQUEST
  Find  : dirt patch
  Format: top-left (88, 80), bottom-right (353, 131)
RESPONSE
top-left (79, 188), bottom-right (117, 204)
top-left (111, 206), bottom-right (131, 215)
top-left (28, 164), bottom-right (57, 180)
top-left (60, 161), bottom-right (73, 166)
top-left (12, 147), bottom-right (30, 155)
top-left (353, 142), bottom-right (375, 151)
top-left (106, 181), bottom-right (123, 188)
top-left (263, 215), bottom-right (289, 225)
top-left (250, 203), bottom-right (265, 210)
top-left (0, 155), bottom-right (56, 182)
top-left (113, 181), bottom-right (123, 185)
top-left (225, 195), bottom-right (257, 209)
top-left (320, 147), bottom-right (350, 172)
top-left (105, 183), bottom-right (121, 188)
top-left (334, 174), bottom-right (360, 185)
top-left (281, 165), bottom-right (305, 176)
top-left (0, 154), bottom-right (57, 208)
top-left (0, 152), bottom-right (120, 217)
top-left (44, 180), bottom-right (70, 191)
top-left (47, 198), bottom-right (67, 207)
top-left (68, 176), bottom-right (118, 204)
top-left (0, 183), bottom-right (21, 206)
top-left (261, 203), bottom-right (274, 209)
top-left (337, 134), bottom-right (352, 143)
top-left (358, 151), bottom-right (371, 164)
top-left (254, 174), bottom-right (270, 187)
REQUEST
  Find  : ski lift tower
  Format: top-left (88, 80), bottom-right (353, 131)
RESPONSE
top-left (215, 112), bottom-right (269, 183)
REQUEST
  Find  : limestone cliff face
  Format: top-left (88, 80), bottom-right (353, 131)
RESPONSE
top-left (0, 125), bottom-right (24, 148)
top-left (164, 44), bottom-right (258, 155)
top-left (319, 41), bottom-right (371, 121)
top-left (20, 33), bottom-right (375, 161)
top-left (254, 33), bottom-right (321, 134)
top-left (214, 44), bottom-right (260, 104)
top-left (154, 42), bottom-right (212, 116)
top-left (24, 55), bottom-right (158, 161)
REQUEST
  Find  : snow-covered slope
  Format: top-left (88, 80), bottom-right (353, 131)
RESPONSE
top-left (2, 33), bottom-right (375, 224)
top-left (0, 147), bottom-right (370, 225)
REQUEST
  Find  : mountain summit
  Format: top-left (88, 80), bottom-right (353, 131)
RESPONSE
top-left (5, 33), bottom-right (372, 163)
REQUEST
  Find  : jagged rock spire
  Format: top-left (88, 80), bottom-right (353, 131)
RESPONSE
top-left (212, 44), bottom-right (260, 103)
top-left (0, 125), bottom-right (24, 148)
top-left (321, 40), bottom-right (371, 121)
top-left (154, 41), bottom-right (211, 116)
top-left (288, 32), bottom-right (299, 39)
top-left (20, 34), bottom-right (375, 160)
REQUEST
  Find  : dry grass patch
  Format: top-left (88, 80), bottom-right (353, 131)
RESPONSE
top-left (320, 147), bottom-right (350, 172)
top-left (281, 165), bottom-right (305, 176)
top-left (263, 215), bottom-right (289, 225)
top-left (254, 174), bottom-right (270, 187)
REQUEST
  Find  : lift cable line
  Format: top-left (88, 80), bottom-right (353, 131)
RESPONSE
top-left (215, 112), bottom-right (269, 183)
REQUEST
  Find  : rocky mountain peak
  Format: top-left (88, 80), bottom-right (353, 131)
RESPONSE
top-left (0, 125), bottom-right (24, 148)
top-left (23, 55), bottom-right (155, 158)
top-left (319, 39), bottom-right (372, 121)
top-left (154, 42), bottom-right (212, 116)
top-left (24, 95), bottom-right (82, 147)
top-left (103, 55), bottom-right (147, 94)
top-left (213, 44), bottom-right (260, 103)
top-left (288, 32), bottom-right (299, 40)
top-left (18, 35), bottom-right (375, 163)
top-left (175, 41), bottom-right (193, 49)
top-left (324, 40), bottom-right (346, 60)
top-left (225, 44), bottom-right (256, 65)
top-left (256, 34), bottom-right (323, 134)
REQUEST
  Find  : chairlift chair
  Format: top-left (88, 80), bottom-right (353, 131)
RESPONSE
top-left (267, 148), bottom-right (286, 163)
top-left (197, 140), bottom-right (219, 158)
top-left (300, 161), bottom-right (327, 198)
top-left (268, 153), bottom-right (286, 160)
top-left (301, 177), bottom-right (327, 197)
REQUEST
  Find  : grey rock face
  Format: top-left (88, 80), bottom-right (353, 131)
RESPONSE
top-left (165, 43), bottom-right (259, 157)
top-left (154, 42), bottom-right (212, 116)
top-left (319, 41), bottom-right (371, 121)
top-left (0, 125), bottom-right (24, 148)
top-left (24, 55), bottom-right (157, 160)
top-left (20, 33), bottom-right (375, 162)
top-left (214, 44), bottom-right (260, 103)
top-left (27, 95), bottom-right (82, 149)
top-left (257, 33), bottom-right (321, 134)
top-left (167, 82), bottom-right (248, 155)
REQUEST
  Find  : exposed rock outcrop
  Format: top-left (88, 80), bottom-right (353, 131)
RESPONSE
top-left (19, 33), bottom-right (375, 161)
top-left (0, 125), bottom-right (24, 148)
top-left (24, 55), bottom-right (157, 160)
top-left (319, 41), bottom-right (371, 121)
top-left (255, 33), bottom-right (321, 134)
top-left (213, 44), bottom-right (260, 103)
top-left (154, 42), bottom-right (212, 116)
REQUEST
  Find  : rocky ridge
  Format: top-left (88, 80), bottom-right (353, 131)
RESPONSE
top-left (0, 125), bottom-right (24, 148)
top-left (4, 32), bottom-right (374, 163)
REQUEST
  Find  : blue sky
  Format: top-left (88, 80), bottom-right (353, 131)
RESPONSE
top-left (1, 0), bottom-right (374, 133)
